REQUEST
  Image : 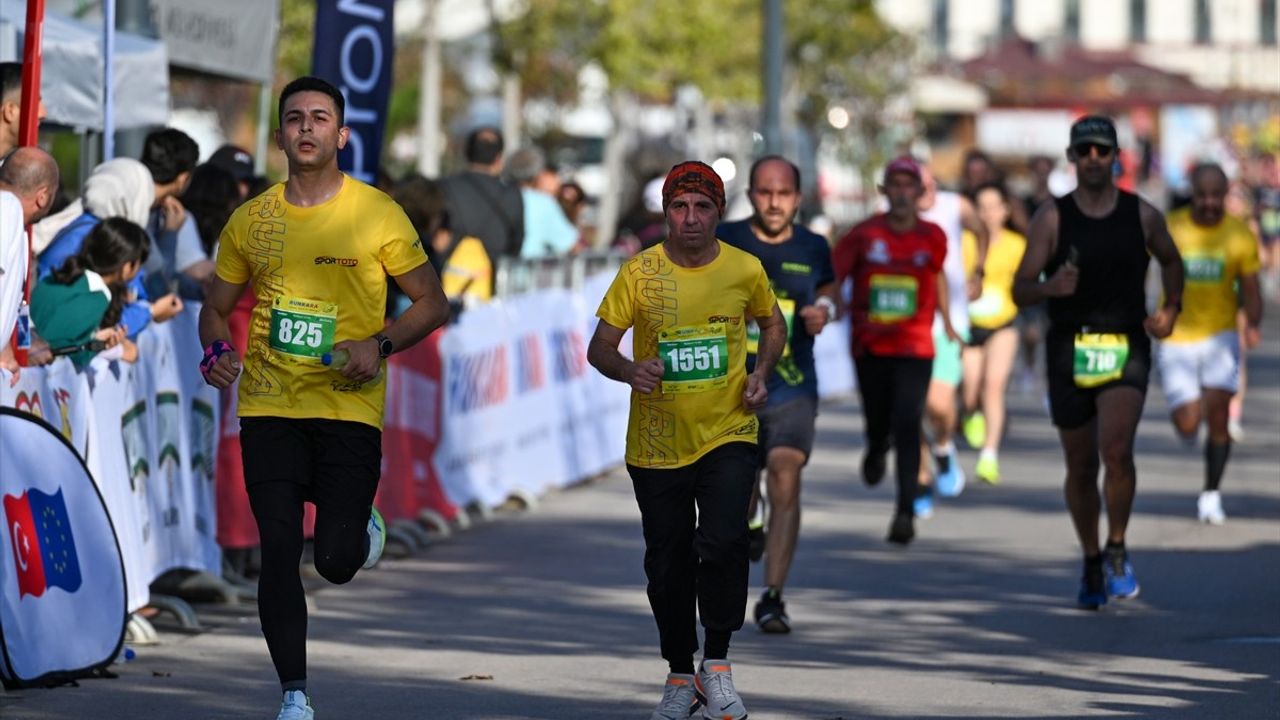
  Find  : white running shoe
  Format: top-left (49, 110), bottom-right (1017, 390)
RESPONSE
top-left (651, 673), bottom-right (699, 720)
top-left (1198, 491), bottom-right (1226, 525)
top-left (695, 659), bottom-right (748, 720)
top-left (362, 506), bottom-right (387, 570)
top-left (275, 690), bottom-right (314, 720)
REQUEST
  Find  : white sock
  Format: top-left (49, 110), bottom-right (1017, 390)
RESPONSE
top-left (980, 448), bottom-right (997, 462)
top-left (934, 441), bottom-right (954, 456)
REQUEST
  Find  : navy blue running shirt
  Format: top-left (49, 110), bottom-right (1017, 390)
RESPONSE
top-left (718, 220), bottom-right (835, 404)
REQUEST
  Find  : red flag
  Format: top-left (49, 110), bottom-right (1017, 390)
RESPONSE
top-left (4, 492), bottom-right (47, 599)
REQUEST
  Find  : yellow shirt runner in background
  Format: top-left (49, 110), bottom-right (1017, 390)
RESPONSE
top-left (215, 176), bottom-right (427, 429)
top-left (597, 241), bottom-right (776, 469)
top-left (1164, 207), bottom-right (1261, 344)
top-left (962, 227), bottom-right (1026, 330)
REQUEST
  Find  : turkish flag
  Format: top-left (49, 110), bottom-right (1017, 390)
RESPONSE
top-left (4, 492), bottom-right (47, 599)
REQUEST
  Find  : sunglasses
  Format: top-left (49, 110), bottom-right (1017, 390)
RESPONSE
top-left (1073, 142), bottom-right (1115, 157)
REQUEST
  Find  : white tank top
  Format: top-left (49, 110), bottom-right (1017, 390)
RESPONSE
top-left (921, 191), bottom-right (970, 335)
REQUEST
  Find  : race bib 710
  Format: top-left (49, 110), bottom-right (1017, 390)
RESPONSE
top-left (1072, 333), bottom-right (1129, 388)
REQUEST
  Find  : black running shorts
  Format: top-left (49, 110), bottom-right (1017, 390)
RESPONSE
top-left (1045, 328), bottom-right (1150, 429)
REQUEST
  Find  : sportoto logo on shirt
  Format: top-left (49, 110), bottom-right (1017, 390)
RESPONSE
top-left (314, 256), bottom-right (359, 267)
top-left (4, 488), bottom-right (82, 599)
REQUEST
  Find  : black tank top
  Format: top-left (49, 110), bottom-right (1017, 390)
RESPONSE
top-left (1046, 190), bottom-right (1149, 332)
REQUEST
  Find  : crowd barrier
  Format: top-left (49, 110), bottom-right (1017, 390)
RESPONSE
top-left (0, 269), bottom-right (855, 622)
top-left (1, 311), bottom-right (221, 614)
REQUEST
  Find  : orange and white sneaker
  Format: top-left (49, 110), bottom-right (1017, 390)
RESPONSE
top-left (650, 673), bottom-right (699, 720)
top-left (694, 660), bottom-right (748, 720)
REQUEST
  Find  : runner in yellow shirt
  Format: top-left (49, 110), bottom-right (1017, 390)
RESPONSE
top-left (959, 183), bottom-right (1027, 484)
top-left (198, 76), bottom-right (449, 720)
top-left (1159, 162), bottom-right (1263, 525)
top-left (589, 161), bottom-right (784, 720)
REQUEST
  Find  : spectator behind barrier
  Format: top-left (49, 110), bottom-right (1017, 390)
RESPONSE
top-left (37, 158), bottom-right (183, 340)
top-left (506, 147), bottom-right (579, 259)
top-left (176, 163), bottom-right (242, 297)
top-left (32, 217), bottom-right (150, 369)
top-left (391, 174), bottom-right (491, 318)
top-left (439, 126), bottom-right (524, 265)
top-left (140, 129), bottom-right (207, 302)
top-left (208, 144), bottom-right (257, 200)
top-left (0, 147), bottom-right (60, 377)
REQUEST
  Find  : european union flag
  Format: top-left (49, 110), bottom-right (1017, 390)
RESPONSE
top-left (28, 488), bottom-right (82, 594)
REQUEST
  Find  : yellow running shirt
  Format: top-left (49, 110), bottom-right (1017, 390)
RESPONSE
top-left (215, 176), bottom-right (428, 429)
top-left (440, 235), bottom-right (492, 303)
top-left (1165, 207), bottom-right (1261, 344)
top-left (962, 228), bottom-right (1026, 330)
top-left (597, 241), bottom-right (777, 469)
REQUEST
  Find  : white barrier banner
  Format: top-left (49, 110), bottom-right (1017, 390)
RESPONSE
top-left (0, 358), bottom-right (92, 460)
top-left (503, 291), bottom-right (572, 495)
top-left (165, 309), bottom-right (222, 575)
top-left (432, 275), bottom-right (631, 509)
top-left (576, 272), bottom-right (630, 469)
top-left (85, 356), bottom-right (152, 613)
top-left (0, 307), bottom-right (221, 613)
top-left (132, 314), bottom-right (221, 578)
top-left (435, 301), bottom-right (523, 509)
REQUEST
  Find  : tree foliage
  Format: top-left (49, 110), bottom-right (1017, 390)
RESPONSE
top-left (495, 0), bottom-right (913, 175)
top-left (494, 0), bottom-right (759, 104)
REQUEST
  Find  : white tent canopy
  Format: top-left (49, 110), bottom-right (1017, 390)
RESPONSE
top-left (0, 1), bottom-right (169, 132)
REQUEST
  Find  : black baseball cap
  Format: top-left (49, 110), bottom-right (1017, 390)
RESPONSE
top-left (1069, 115), bottom-right (1118, 149)
top-left (209, 145), bottom-right (255, 181)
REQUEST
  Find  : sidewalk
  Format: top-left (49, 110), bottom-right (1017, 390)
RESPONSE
top-left (4, 331), bottom-right (1278, 719)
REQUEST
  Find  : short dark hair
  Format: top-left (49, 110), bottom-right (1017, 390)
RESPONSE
top-left (279, 76), bottom-right (345, 127)
top-left (1189, 162), bottom-right (1228, 188)
top-left (140, 128), bottom-right (199, 185)
top-left (464, 127), bottom-right (504, 165)
top-left (0, 62), bottom-right (21, 103)
top-left (748, 155), bottom-right (801, 191)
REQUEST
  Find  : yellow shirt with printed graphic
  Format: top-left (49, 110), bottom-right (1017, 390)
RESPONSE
top-left (215, 176), bottom-right (427, 429)
top-left (1165, 207), bottom-right (1261, 344)
top-left (597, 241), bottom-right (777, 469)
top-left (962, 228), bottom-right (1025, 330)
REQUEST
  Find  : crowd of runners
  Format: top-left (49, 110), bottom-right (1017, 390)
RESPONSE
top-left (5, 69), bottom-right (1268, 720)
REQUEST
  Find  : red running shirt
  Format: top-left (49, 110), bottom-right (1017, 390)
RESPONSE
top-left (833, 214), bottom-right (947, 359)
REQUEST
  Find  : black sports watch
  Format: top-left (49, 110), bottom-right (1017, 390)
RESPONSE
top-left (374, 332), bottom-right (393, 359)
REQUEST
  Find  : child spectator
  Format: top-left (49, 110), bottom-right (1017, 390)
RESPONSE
top-left (32, 217), bottom-right (150, 368)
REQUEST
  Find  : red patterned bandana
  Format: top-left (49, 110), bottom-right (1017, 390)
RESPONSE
top-left (662, 161), bottom-right (725, 216)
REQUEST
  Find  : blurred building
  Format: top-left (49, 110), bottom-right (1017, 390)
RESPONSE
top-left (873, 0), bottom-right (1279, 200)
top-left (879, 0), bottom-right (1279, 92)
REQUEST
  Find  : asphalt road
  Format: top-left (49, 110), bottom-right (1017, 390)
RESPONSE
top-left (4, 327), bottom-right (1278, 720)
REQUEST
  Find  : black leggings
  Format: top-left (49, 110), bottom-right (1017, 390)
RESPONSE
top-left (627, 442), bottom-right (757, 666)
top-left (240, 417), bottom-right (382, 689)
top-left (854, 354), bottom-right (933, 516)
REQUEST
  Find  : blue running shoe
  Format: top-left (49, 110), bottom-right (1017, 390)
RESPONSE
top-left (934, 448), bottom-right (966, 498)
top-left (1078, 560), bottom-right (1107, 610)
top-left (1103, 546), bottom-right (1140, 599)
top-left (914, 487), bottom-right (935, 519)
